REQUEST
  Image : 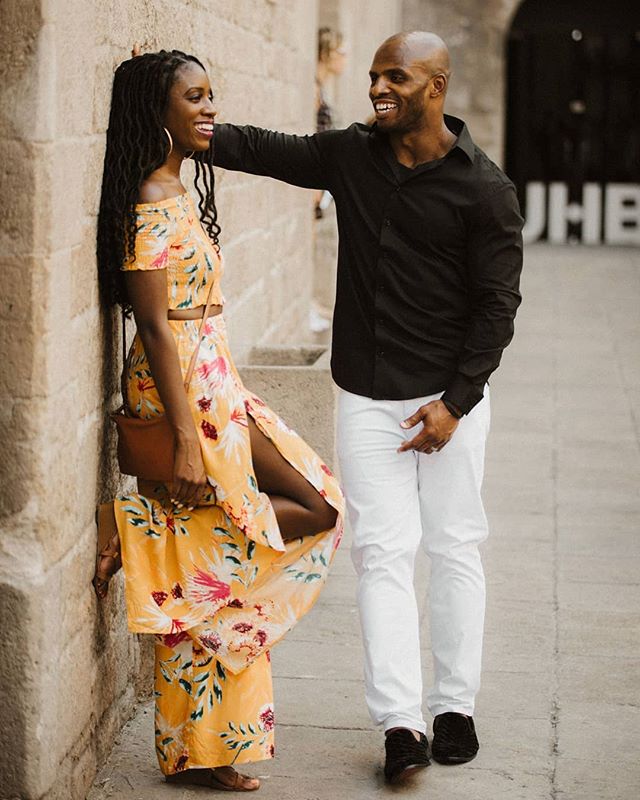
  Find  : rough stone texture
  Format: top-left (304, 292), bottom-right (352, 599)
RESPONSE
top-left (402, 0), bottom-right (522, 164)
top-left (0, 2), bottom-right (320, 799)
top-left (239, 345), bottom-right (336, 466)
top-left (88, 245), bottom-right (640, 799)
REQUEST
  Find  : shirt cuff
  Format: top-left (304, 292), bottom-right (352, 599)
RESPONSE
top-left (442, 374), bottom-right (486, 417)
top-left (441, 399), bottom-right (463, 419)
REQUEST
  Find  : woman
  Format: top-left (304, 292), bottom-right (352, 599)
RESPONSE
top-left (95, 49), bottom-right (343, 792)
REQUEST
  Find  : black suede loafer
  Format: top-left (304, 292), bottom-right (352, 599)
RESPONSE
top-left (431, 712), bottom-right (479, 764)
top-left (384, 728), bottom-right (430, 784)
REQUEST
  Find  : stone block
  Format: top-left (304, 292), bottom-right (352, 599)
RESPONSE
top-left (0, 583), bottom-right (30, 799)
top-left (238, 344), bottom-right (336, 465)
top-left (35, 626), bottom-right (99, 785)
top-left (225, 281), bottom-right (271, 361)
top-left (52, 4), bottom-right (96, 139)
top-left (0, 140), bottom-right (37, 259)
top-left (0, 3), bottom-right (54, 144)
top-left (219, 233), bottom-right (270, 300)
top-left (47, 139), bottom-right (91, 252)
top-left (0, 256), bottom-right (39, 323)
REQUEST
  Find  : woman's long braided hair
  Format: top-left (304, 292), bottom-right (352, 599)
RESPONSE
top-left (97, 50), bottom-right (221, 310)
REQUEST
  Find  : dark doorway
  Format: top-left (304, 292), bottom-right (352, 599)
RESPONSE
top-left (506, 0), bottom-right (640, 244)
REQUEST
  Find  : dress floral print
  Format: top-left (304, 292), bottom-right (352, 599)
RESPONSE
top-left (117, 192), bottom-right (344, 775)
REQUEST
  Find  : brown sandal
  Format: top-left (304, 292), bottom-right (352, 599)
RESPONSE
top-left (92, 502), bottom-right (121, 599)
top-left (166, 767), bottom-right (260, 792)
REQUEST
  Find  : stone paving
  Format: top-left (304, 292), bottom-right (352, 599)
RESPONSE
top-left (88, 245), bottom-right (640, 800)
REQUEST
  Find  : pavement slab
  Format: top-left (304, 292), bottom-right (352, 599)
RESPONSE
top-left (89, 245), bottom-right (640, 798)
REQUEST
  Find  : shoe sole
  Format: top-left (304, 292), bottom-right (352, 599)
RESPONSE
top-left (386, 762), bottom-right (430, 784)
top-left (431, 753), bottom-right (478, 765)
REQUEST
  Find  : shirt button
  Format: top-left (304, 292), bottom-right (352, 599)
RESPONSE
top-left (377, 349), bottom-right (385, 357)
top-left (383, 218), bottom-right (391, 227)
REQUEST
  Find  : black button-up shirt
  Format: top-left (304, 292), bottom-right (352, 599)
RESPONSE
top-left (213, 115), bottom-right (523, 415)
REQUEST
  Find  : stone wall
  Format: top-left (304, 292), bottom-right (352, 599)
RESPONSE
top-left (0, 1), bottom-right (318, 798)
top-left (402, 0), bottom-right (521, 164)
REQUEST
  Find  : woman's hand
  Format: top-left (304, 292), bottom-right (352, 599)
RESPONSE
top-left (124, 270), bottom-right (209, 510)
top-left (169, 435), bottom-right (209, 509)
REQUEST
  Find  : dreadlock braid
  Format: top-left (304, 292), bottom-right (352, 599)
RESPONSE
top-left (97, 49), bottom-right (221, 310)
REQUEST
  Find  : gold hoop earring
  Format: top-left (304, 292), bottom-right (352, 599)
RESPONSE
top-left (163, 127), bottom-right (173, 156)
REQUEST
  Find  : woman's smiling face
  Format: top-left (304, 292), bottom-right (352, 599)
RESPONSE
top-left (163, 62), bottom-right (217, 155)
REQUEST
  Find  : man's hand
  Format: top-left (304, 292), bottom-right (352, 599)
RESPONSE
top-left (398, 399), bottom-right (459, 454)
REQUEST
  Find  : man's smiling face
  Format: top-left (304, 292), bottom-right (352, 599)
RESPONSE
top-left (368, 41), bottom-right (433, 134)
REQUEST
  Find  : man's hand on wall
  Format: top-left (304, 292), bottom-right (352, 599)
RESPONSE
top-left (398, 400), bottom-right (459, 454)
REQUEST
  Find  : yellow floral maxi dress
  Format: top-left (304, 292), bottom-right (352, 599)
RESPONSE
top-left (116, 192), bottom-right (344, 775)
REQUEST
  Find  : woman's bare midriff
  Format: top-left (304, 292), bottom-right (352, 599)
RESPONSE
top-left (167, 304), bottom-right (223, 320)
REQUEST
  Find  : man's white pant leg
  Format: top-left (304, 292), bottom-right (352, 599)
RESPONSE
top-left (417, 391), bottom-right (490, 717)
top-left (337, 389), bottom-right (426, 734)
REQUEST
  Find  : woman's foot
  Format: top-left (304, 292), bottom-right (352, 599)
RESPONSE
top-left (92, 503), bottom-right (122, 599)
top-left (166, 766), bottom-right (260, 791)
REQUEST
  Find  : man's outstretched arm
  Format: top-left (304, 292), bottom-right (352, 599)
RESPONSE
top-left (213, 124), bottom-right (331, 190)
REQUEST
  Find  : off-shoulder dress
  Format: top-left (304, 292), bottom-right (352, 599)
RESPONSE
top-left (115, 191), bottom-right (344, 775)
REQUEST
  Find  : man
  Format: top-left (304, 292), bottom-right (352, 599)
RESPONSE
top-left (212, 31), bottom-right (523, 783)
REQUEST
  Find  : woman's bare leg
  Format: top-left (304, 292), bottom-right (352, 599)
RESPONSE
top-left (248, 417), bottom-right (337, 540)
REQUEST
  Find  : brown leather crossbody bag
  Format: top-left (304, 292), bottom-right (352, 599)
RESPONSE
top-left (111, 281), bottom-right (216, 482)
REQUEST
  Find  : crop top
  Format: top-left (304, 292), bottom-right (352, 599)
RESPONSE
top-left (121, 191), bottom-right (224, 309)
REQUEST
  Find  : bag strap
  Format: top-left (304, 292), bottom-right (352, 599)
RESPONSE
top-left (120, 277), bottom-right (218, 410)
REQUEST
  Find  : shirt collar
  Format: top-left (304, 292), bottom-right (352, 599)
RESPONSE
top-left (368, 113), bottom-right (475, 164)
top-left (444, 114), bottom-right (475, 162)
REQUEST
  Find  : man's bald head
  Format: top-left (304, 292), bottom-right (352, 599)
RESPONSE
top-left (377, 31), bottom-right (450, 79)
top-left (368, 31), bottom-right (452, 134)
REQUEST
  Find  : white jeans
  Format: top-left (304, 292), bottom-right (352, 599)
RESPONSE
top-left (337, 388), bottom-right (490, 733)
